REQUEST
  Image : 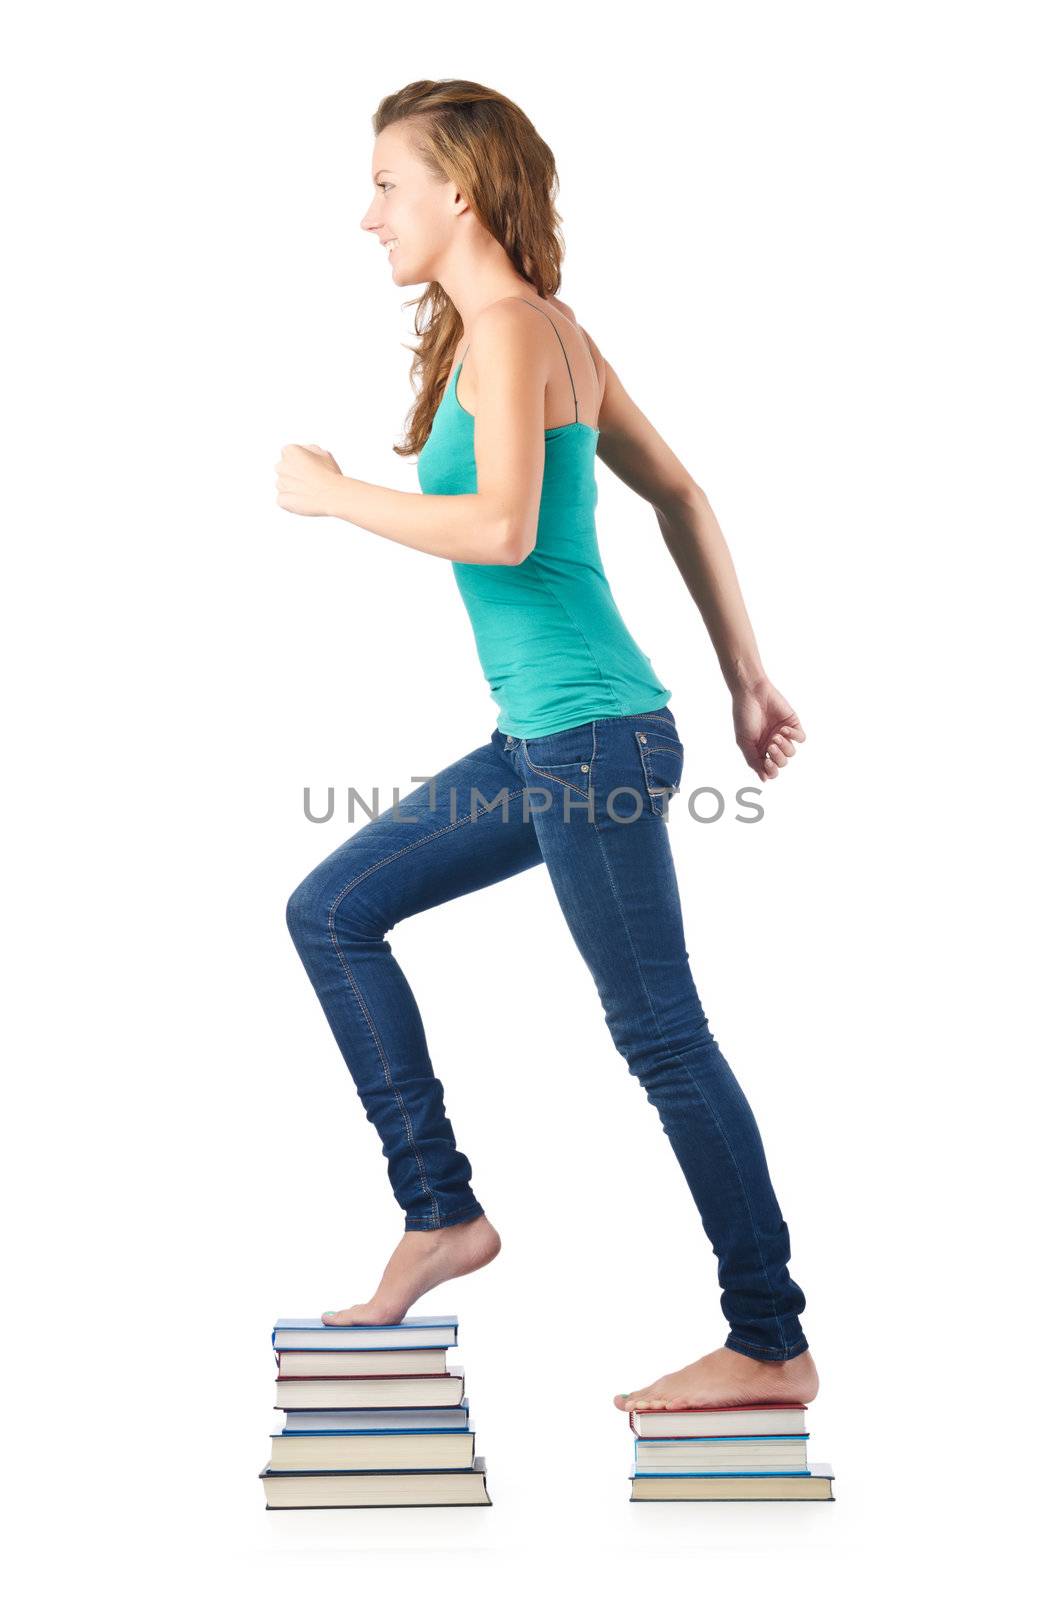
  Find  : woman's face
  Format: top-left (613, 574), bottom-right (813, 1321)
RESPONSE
top-left (360, 125), bottom-right (456, 287)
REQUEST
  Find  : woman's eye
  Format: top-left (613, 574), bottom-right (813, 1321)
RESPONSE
top-left (377, 181), bottom-right (393, 192)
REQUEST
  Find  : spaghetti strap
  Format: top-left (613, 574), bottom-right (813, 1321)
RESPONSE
top-left (515, 298), bottom-right (579, 423)
top-left (458, 299), bottom-right (583, 423)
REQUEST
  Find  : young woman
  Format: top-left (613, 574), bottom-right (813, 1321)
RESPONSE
top-left (275, 80), bottom-right (817, 1414)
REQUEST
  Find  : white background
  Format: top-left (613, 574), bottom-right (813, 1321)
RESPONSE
top-left (5, 1), bottom-right (1056, 1593)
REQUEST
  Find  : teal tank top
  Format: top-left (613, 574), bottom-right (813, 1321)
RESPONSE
top-left (416, 299), bottom-right (671, 740)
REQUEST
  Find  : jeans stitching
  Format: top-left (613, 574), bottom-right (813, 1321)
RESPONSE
top-left (725, 1333), bottom-right (809, 1359)
top-left (404, 1201), bottom-right (484, 1225)
top-left (325, 790), bottom-right (530, 1226)
top-left (521, 740), bottom-right (594, 799)
top-left (728, 1335), bottom-right (806, 1354)
top-left (588, 813), bottom-right (790, 1353)
top-left (636, 735), bottom-right (676, 817)
top-left (636, 738), bottom-right (661, 817)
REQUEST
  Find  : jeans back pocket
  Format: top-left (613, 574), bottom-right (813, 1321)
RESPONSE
top-left (634, 728), bottom-right (685, 817)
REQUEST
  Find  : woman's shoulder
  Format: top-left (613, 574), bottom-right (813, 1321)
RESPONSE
top-left (547, 296), bottom-right (606, 400)
top-left (547, 293), bottom-right (577, 321)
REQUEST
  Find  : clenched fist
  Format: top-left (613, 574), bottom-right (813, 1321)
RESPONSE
top-left (274, 443), bottom-right (343, 517)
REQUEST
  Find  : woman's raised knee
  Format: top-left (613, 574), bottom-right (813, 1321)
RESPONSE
top-left (285, 868), bottom-right (331, 945)
top-left (286, 860), bottom-right (392, 947)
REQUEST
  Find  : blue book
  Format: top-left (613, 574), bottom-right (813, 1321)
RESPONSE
top-left (275, 1346), bottom-right (453, 1378)
top-left (272, 1314), bottom-right (458, 1352)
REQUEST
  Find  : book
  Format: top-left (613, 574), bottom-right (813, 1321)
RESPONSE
top-left (268, 1428), bottom-right (476, 1471)
top-left (272, 1315), bottom-right (457, 1351)
top-left (275, 1347), bottom-right (450, 1378)
top-left (630, 1401), bottom-right (808, 1438)
top-left (631, 1463), bottom-right (835, 1501)
top-left (275, 1369), bottom-right (466, 1411)
top-left (280, 1405), bottom-right (471, 1433)
top-left (260, 1456), bottom-right (492, 1508)
top-left (633, 1435), bottom-right (809, 1474)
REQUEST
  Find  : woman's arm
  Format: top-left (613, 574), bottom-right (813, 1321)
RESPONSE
top-left (276, 451), bottom-right (518, 565)
top-left (275, 301), bottom-right (554, 566)
top-left (580, 324), bottom-right (806, 780)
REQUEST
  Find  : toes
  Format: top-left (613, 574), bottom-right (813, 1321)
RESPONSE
top-left (614, 1386), bottom-right (680, 1412)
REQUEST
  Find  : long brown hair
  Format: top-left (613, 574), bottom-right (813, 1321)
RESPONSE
top-left (372, 80), bottom-right (567, 458)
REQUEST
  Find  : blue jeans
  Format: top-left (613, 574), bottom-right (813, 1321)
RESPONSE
top-left (285, 703), bottom-right (808, 1361)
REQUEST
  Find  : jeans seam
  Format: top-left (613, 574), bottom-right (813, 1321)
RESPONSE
top-left (588, 814), bottom-right (790, 1353)
top-left (325, 931), bottom-right (439, 1226)
top-left (325, 791), bottom-right (529, 1226)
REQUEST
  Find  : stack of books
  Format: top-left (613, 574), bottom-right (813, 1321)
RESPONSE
top-left (627, 1399), bottom-right (836, 1501)
top-left (259, 1313), bottom-right (492, 1508)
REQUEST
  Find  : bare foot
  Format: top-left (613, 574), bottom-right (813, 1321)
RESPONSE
top-left (321, 1215), bottom-right (501, 1326)
top-left (614, 1346), bottom-right (819, 1412)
